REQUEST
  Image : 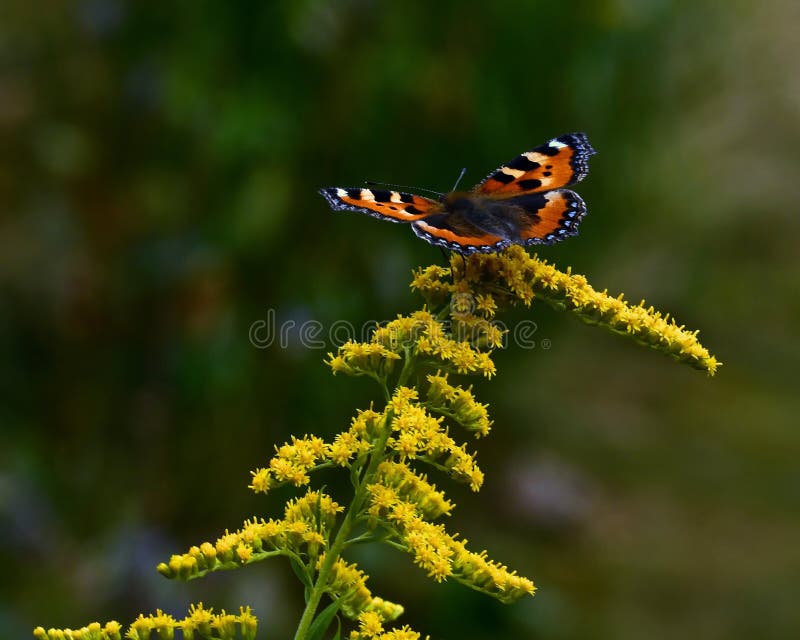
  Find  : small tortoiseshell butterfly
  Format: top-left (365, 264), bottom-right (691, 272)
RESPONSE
top-left (319, 133), bottom-right (596, 255)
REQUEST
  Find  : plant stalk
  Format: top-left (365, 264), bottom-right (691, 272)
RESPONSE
top-left (293, 399), bottom-right (399, 639)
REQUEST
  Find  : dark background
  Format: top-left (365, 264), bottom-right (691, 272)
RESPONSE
top-left (2, 1), bottom-right (799, 638)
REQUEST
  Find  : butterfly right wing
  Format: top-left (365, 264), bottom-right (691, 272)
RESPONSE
top-left (319, 187), bottom-right (442, 222)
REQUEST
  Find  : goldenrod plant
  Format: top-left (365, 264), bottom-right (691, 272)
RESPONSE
top-left (34, 247), bottom-right (719, 640)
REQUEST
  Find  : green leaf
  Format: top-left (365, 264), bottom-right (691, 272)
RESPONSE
top-left (289, 556), bottom-right (312, 591)
top-left (307, 599), bottom-right (343, 640)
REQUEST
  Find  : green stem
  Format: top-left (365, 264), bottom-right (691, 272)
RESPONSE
top-left (397, 346), bottom-right (415, 388)
top-left (293, 364), bottom-right (406, 639)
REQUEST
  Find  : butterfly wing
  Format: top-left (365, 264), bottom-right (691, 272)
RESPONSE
top-left (411, 212), bottom-right (511, 254)
top-left (414, 190), bottom-right (587, 254)
top-left (474, 132), bottom-right (595, 196)
top-left (319, 187), bottom-right (442, 222)
top-left (491, 189), bottom-right (588, 246)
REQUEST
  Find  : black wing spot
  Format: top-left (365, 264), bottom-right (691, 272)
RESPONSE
top-left (518, 179), bottom-right (542, 190)
top-left (346, 188), bottom-right (362, 199)
top-left (372, 190), bottom-right (392, 202)
top-left (400, 193), bottom-right (415, 203)
top-left (491, 171), bottom-right (516, 185)
top-left (506, 155), bottom-right (540, 172)
top-left (538, 145), bottom-right (560, 157)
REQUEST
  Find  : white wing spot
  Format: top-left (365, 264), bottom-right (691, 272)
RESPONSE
top-left (500, 167), bottom-right (525, 178)
top-left (336, 188), bottom-right (348, 198)
top-left (390, 191), bottom-right (403, 203)
top-left (549, 139), bottom-right (567, 149)
top-left (360, 189), bottom-right (375, 201)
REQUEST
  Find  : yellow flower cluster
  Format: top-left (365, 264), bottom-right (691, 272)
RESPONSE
top-left (33, 605), bottom-right (257, 640)
top-left (365, 483), bottom-right (534, 602)
top-left (425, 373), bottom-right (491, 437)
top-left (328, 341), bottom-right (402, 379)
top-left (157, 490), bottom-right (342, 580)
top-left (251, 385), bottom-right (485, 498)
top-left (448, 540), bottom-right (536, 604)
top-left (414, 324), bottom-right (497, 378)
top-left (318, 554), bottom-right (404, 621)
top-left (375, 461), bottom-right (453, 520)
top-left (33, 622), bottom-right (123, 640)
top-left (250, 411), bottom-right (383, 495)
top-left (328, 310), bottom-right (496, 381)
top-left (251, 413), bottom-right (386, 494)
top-left (412, 245), bottom-right (721, 375)
top-left (349, 611), bottom-right (425, 640)
top-left (249, 435), bottom-right (329, 492)
top-left (387, 387), bottom-right (484, 491)
top-left (328, 408), bottom-right (383, 465)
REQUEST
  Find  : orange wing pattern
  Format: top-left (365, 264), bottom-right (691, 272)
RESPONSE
top-left (511, 189), bottom-right (587, 245)
top-left (412, 213), bottom-right (509, 254)
top-left (319, 187), bottom-right (442, 222)
top-left (412, 190), bottom-right (586, 254)
top-left (475, 133), bottom-right (595, 197)
top-left (319, 133), bottom-right (594, 255)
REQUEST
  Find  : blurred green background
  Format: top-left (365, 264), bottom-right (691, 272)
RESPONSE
top-left (2, 1), bottom-right (799, 638)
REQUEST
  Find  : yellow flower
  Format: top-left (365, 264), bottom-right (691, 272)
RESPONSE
top-left (357, 611), bottom-right (385, 637)
top-left (319, 555), bottom-right (403, 622)
top-left (327, 341), bottom-right (402, 380)
top-left (375, 461), bottom-right (453, 519)
top-left (449, 540), bottom-right (536, 603)
top-left (59, 241), bottom-right (721, 640)
top-left (36, 605), bottom-right (258, 640)
top-left (414, 246), bottom-right (720, 375)
top-left (424, 373), bottom-right (492, 437)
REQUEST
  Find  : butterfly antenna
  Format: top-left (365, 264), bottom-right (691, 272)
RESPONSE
top-left (451, 167), bottom-right (467, 192)
top-left (364, 180), bottom-right (444, 198)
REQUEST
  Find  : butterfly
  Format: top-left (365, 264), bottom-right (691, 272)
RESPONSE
top-left (319, 133), bottom-right (596, 255)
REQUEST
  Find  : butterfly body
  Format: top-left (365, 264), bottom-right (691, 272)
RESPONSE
top-left (320, 133), bottom-right (595, 255)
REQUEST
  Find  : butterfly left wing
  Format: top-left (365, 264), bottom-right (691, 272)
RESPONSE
top-left (319, 187), bottom-right (442, 222)
top-left (474, 132), bottom-right (595, 197)
top-left (411, 212), bottom-right (511, 254)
